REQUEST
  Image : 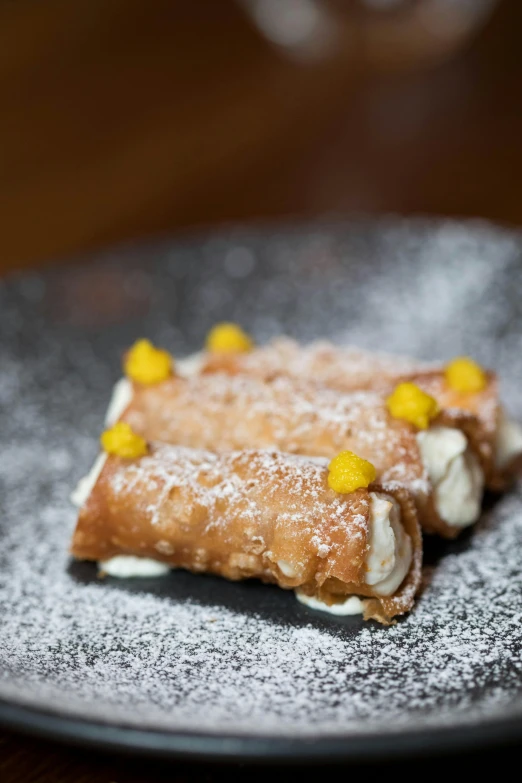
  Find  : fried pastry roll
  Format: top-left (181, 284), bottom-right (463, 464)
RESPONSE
top-left (71, 444), bottom-right (421, 624)
top-left (201, 338), bottom-right (522, 489)
top-left (94, 371), bottom-right (483, 537)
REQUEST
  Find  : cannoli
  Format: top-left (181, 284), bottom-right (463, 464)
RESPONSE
top-left (96, 362), bottom-right (483, 537)
top-left (71, 439), bottom-right (422, 624)
top-left (201, 336), bottom-right (522, 490)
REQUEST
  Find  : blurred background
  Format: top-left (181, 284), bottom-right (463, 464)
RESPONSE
top-left (1, 0), bottom-right (521, 274)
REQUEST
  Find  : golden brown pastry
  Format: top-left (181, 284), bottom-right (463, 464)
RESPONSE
top-left (201, 337), bottom-right (521, 489)
top-left (113, 371), bottom-right (483, 537)
top-left (71, 443), bottom-right (422, 624)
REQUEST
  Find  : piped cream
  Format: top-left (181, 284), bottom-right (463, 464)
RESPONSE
top-left (295, 491), bottom-right (412, 615)
top-left (417, 427), bottom-right (483, 528)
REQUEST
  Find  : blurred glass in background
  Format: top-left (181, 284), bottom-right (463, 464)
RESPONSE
top-left (240, 0), bottom-right (497, 67)
top-left (1, 0), bottom-right (520, 273)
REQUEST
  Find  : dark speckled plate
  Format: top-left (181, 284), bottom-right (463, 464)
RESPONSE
top-left (2, 218), bottom-right (522, 763)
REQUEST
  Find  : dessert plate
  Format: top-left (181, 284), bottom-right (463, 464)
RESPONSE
top-left (2, 218), bottom-right (522, 762)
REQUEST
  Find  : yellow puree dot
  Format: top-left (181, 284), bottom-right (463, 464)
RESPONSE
top-left (445, 356), bottom-right (486, 393)
top-left (205, 323), bottom-right (253, 354)
top-left (387, 382), bottom-right (439, 430)
top-left (124, 339), bottom-right (173, 384)
top-left (328, 451), bottom-right (377, 494)
top-left (101, 422), bottom-right (148, 459)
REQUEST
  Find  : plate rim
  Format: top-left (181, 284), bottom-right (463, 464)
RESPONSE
top-left (1, 699), bottom-right (521, 762)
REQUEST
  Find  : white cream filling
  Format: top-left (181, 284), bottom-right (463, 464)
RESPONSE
top-left (417, 426), bottom-right (483, 528)
top-left (366, 493), bottom-right (412, 595)
top-left (71, 376), bottom-right (134, 506)
top-left (296, 593), bottom-right (364, 616)
top-left (105, 377), bottom-right (133, 426)
top-left (495, 409), bottom-right (522, 470)
top-left (70, 452), bottom-right (108, 508)
top-left (278, 559), bottom-right (299, 578)
top-left (295, 491), bottom-right (412, 615)
top-left (177, 352), bottom-right (204, 378)
top-left (99, 556), bottom-right (170, 578)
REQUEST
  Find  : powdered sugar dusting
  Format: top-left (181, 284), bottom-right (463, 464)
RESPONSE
top-left (2, 218), bottom-right (522, 742)
top-left (107, 443), bottom-right (367, 544)
top-left (124, 373), bottom-right (430, 498)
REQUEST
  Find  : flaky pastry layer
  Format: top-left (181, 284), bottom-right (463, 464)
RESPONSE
top-left (71, 444), bottom-right (422, 624)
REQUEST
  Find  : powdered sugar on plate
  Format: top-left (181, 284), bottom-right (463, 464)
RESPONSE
top-left (2, 218), bottom-right (522, 741)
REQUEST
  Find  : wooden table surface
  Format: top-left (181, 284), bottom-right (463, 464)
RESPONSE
top-left (0, 728), bottom-right (520, 782)
top-left (2, 0), bottom-right (522, 779)
top-left (1, 0), bottom-right (522, 274)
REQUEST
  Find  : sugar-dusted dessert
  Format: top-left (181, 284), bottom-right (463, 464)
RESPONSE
top-left (200, 331), bottom-right (522, 491)
top-left (71, 432), bottom-right (421, 625)
top-left (90, 339), bottom-right (485, 537)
